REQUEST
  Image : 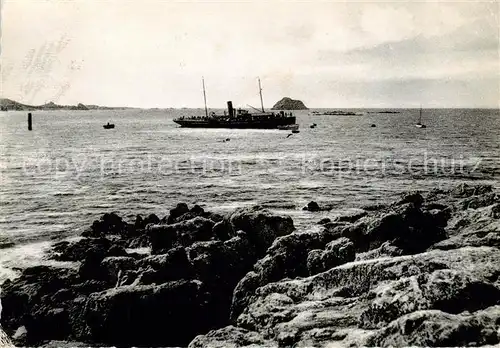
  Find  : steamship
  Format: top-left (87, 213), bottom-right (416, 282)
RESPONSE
top-left (173, 78), bottom-right (296, 129)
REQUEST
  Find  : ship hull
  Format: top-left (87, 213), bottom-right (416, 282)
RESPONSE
top-left (174, 117), bottom-right (296, 129)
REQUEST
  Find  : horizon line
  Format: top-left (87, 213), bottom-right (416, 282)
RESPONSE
top-left (1, 97), bottom-right (499, 110)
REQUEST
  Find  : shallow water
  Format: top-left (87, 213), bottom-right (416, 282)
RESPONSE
top-left (0, 108), bottom-right (499, 280)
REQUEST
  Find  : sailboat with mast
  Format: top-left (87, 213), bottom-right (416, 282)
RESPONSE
top-left (173, 78), bottom-right (297, 129)
top-left (415, 105), bottom-right (427, 128)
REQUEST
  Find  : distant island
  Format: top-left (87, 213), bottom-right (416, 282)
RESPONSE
top-left (312, 110), bottom-right (362, 116)
top-left (367, 110), bottom-right (401, 114)
top-left (0, 98), bottom-right (131, 111)
top-left (271, 97), bottom-right (308, 110)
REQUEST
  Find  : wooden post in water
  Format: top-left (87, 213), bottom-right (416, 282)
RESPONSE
top-left (28, 113), bottom-right (32, 131)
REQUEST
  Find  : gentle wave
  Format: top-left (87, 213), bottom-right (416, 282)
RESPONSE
top-left (0, 108), bottom-right (498, 275)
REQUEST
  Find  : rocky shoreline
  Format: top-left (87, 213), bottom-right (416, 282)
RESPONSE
top-left (1, 183), bottom-right (499, 347)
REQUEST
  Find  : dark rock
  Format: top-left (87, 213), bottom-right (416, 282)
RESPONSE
top-left (126, 234), bottom-right (150, 248)
top-left (144, 213), bottom-right (160, 227)
top-left (187, 237), bottom-right (255, 283)
top-left (342, 203), bottom-right (447, 253)
top-left (167, 203), bottom-right (213, 224)
top-left (303, 201), bottom-right (320, 212)
top-left (134, 214), bottom-right (144, 229)
top-left (187, 235), bottom-right (258, 327)
top-left (75, 280), bottom-right (211, 347)
top-left (305, 249), bottom-right (324, 277)
top-left (99, 256), bottom-right (137, 286)
top-left (229, 206), bottom-right (295, 256)
top-left (229, 271), bottom-right (262, 323)
top-left (167, 203), bottom-right (190, 224)
top-left (106, 244), bottom-right (127, 257)
top-left (451, 183), bottom-right (493, 198)
top-left (50, 288), bottom-right (76, 303)
top-left (396, 192), bottom-right (424, 207)
top-left (362, 203), bottom-right (387, 211)
top-left (0, 266), bottom-right (78, 341)
top-left (459, 192), bottom-right (498, 210)
top-left (26, 306), bottom-right (70, 342)
top-left (203, 212), bottom-right (224, 223)
top-left (172, 207), bottom-right (223, 224)
top-left (78, 246), bottom-right (115, 281)
top-left (306, 237), bottom-right (355, 275)
top-left (71, 280), bottom-right (110, 294)
top-left (428, 207), bottom-right (452, 228)
top-left (4, 205), bottom-right (292, 347)
top-left (0, 241), bottom-right (15, 249)
top-left (128, 214), bottom-right (159, 240)
top-left (173, 212), bottom-right (202, 223)
top-left (212, 220), bottom-right (231, 241)
top-left (334, 211), bottom-right (367, 223)
top-left (148, 216), bottom-right (215, 254)
top-left (136, 246), bottom-right (194, 284)
top-left (82, 212), bottom-right (127, 237)
top-left (50, 237), bottom-right (112, 262)
top-left (258, 230), bottom-right (336, 281)
top-left (191, 204), bottom-right (204, 215)
top-left (147, 223), bottom-right (177, 254)
top-left (322, 221), bottom-right (349, 233)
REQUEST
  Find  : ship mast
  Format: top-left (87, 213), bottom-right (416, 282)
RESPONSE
top-left (202, 77), bottom-right (208, 118)
top-left (258, 77), bottom-right (265, 112)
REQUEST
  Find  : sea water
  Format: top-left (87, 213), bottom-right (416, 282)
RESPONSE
top-left (0, 108), bottom-right (498, 281)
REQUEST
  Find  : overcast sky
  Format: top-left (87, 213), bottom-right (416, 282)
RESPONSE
top-left (1, 0), bottom-right (499, 108)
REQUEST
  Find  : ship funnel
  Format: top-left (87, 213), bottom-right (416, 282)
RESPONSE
top-left (227, 101), bottom-right (234, 117)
